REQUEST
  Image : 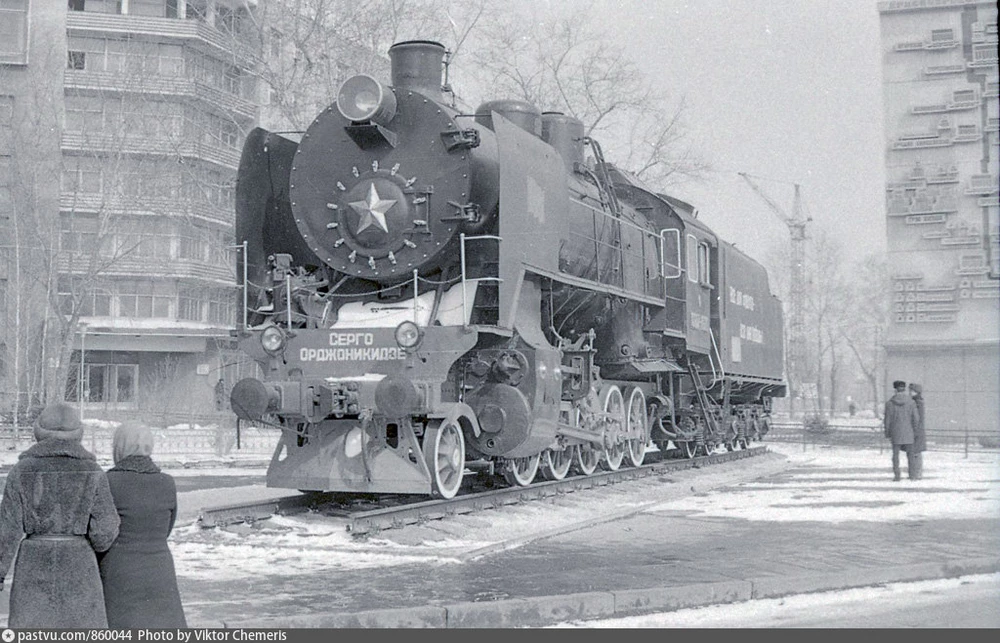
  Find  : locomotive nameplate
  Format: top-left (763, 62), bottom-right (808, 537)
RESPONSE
top-left (293, 330), bottom-right (405, 362)
top-left (299, 346), bottom-right (405, 362)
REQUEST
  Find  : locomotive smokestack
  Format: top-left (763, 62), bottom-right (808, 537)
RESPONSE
top-left (388, 40), bottom-right (446, 99)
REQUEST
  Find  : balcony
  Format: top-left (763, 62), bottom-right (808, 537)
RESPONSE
top-left (969, 44), bottom-right (999, 68)
top-left (61, 131), bottom-right (241, 169)
top-left (965, 175), bottom-right (998, 196)
top-left (65, 11), bottom-right (257, 62)
top-left (58, 252), bottom-right (235, 284)
top-left (886, 191), bottom-right (958, 216)
top-left (59, 193), bottom-right (234, 226)
top-left (64, 70), bottom-right (257, 120)
top-left (923, 64), bottom-right (966, 76)
top-left (911, 94), bottom-right (979, 114)
top-left (925, 166), bottom-right (959, 184)
top-left (894, 38), bottom-right (958, 51)
top-left (891, 135), bottom-right (951, 150)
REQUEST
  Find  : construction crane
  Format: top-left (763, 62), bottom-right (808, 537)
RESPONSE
top-left (738, 172), bottom-right (812, 415)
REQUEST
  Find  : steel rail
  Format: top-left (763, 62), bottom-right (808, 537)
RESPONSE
top-left (198, 445), bottom-right (768, 532)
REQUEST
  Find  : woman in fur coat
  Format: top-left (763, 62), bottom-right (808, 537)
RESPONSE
top-left (99, 424), bottom-right (187, 627)
top-left (0, 403), bottom-right (120, 628)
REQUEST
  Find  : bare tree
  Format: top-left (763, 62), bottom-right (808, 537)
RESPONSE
top-left (800, 229), bottom-right (851, 416)
top-left (841, 255), bottom-right (890, 415)
top-left (465, 6), bottom-right (708, 188)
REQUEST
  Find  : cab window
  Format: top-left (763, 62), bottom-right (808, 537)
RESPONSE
top-left (686, 234), bottom-right (698, 283)
top-left (660, 229), bottom-right (681, 278)
top-left (698, 242), bottom-right (710, 285)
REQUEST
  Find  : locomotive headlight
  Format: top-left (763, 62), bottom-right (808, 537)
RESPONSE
top-left (260, 325), bottom-right (286, 354)
top-left (394, 320), bottom-right (422, 350)
top-left (337, 74), bottom-right (397, 125)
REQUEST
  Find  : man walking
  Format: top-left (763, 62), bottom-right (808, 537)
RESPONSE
top-left (908, 383), bottom-right (926, 480)
top-left (884, 380), bottom-right (919, 481)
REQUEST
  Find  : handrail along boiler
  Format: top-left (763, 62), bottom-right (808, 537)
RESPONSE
top-left (229, 40), bottom-right (787, 498)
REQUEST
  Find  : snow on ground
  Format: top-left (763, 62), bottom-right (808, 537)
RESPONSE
top-left (673, 443), bottom-right (1000, 523)
top-left (171, 513), bottom-right (489, 581)
top-left (170, 444), bottom-right (1000, 581)
top-left (551, 573), bottom-right (1000, 628)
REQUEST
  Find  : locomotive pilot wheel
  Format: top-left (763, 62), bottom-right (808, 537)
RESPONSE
top-left (423, 419), bottom-right (466, 499)
top-left (503, 453), bottom-right (541, 487)
top-left (624, 387), bottom-right (648, 468)
top-left (600, 385), bottom-right (626, 471)
top-left (540, 448), bottom-right (573, 481)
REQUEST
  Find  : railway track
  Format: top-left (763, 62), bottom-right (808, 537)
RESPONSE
top-left (198, 445), bottom-right (768, 534)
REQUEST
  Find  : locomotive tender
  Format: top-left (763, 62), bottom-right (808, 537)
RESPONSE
top-left (230, 40), bottom-right (786, 498)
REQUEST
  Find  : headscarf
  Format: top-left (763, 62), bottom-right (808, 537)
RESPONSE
top-left (33, 402), bottom-right (84, 442)
top-left (112, 423), bottom-right (156, 465)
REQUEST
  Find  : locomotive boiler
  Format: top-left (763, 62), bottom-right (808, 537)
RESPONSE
top-left (230, 40), bottom-right (786, 498)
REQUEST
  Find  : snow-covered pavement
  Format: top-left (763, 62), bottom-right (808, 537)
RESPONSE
top-left (551, 573), bottom-right (1000, 628)
top-left (165, 445), bottom-right (999, 586)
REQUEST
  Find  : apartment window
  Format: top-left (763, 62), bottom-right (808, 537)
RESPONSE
top-left (130, 0), bottom-right (165, 17)
top-left (67, 51), bottom-right (86, 70)
top-left (61, 158), bottom-right (103, 193)
top-left (82, 0), bottom-right (122, 14)
top-left (0, 0), bottom-right (29, 65)
top-left (65, 96), bottom-right (111, 131)
top-left (930, 28), bottom-right (954, 42)
top-left (223, 65), bottom-right (243, 96)
top-left (60, 216), bottom-right (101, 254)
top-left (178, 289), bottom-right (203, 321)
top-left (186, 0), bottom-right (206, 21)
top-left (178, 235), bottom-right (205, 261)
top-left (0, 157), bottom-right (11, 218)
top-left (0, 96), bottom-right (11, 155)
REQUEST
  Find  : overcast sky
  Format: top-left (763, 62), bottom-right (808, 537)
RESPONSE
top-left (552, 0), bottom-right (888, 270)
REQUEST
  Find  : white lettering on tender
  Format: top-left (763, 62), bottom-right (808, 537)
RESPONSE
top-left (729, 286), bottom-right (755, 311)
top-left (300, 347), bottom-right (405, 362)
top-left (328, 332), bottom-right (375, 347)
top-left (739, 323), bottom-right (764, 344)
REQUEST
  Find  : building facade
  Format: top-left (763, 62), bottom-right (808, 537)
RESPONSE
top-left (879, 0), bottom-right (999, 440)
top-left (1, 0), bottom-right (259, 422)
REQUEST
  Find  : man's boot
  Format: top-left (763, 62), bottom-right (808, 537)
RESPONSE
top-left (893, 468), bottom-right (901, 481)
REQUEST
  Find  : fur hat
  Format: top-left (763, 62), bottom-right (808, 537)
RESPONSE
top-left (908, 382), bottom-right (923, 395)
top-left (893, 380), bottom-right (906, 391)
top-left (33, 402), bottom-right (84, 442)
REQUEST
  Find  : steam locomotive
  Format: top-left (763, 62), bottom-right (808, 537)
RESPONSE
top-left (229, 40), bottom-right (786, 498)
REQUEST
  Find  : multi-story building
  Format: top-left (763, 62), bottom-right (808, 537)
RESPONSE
top-left (879, 0), bottom-right (999, 439)
top-left (1, 0), bottom-right (259, 421)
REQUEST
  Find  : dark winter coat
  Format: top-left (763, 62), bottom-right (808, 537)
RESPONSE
top-left (99, 455), bottom-right (187, 628)
top-left (0, 439), bottom-right (120, 628)
top-left (911, 389), bottom-right (927, 453)
top-left (883, 391), bottom-right (919, 446)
